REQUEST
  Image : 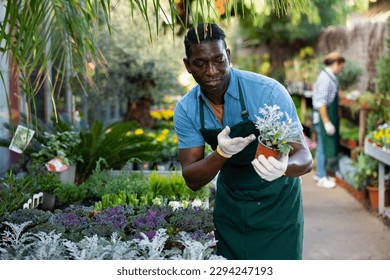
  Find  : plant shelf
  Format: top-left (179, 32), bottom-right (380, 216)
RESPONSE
top-left (364, 137), bottom-right (390, 214)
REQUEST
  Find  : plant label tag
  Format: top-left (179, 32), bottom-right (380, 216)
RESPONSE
top-left (8, 125), bottom-right (35, 154)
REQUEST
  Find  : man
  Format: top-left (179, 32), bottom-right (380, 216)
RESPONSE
top-left (174, 23), bottom-right (312, 260)
top-left (312, 52), bottom-right (345, 189)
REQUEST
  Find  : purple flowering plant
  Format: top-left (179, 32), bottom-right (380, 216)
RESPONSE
top-left (94, 205), bottom-right (130, 230)
top-left (49, 212), bottom-right (88, 230)
top-left (129, 206), bottom-right (170, 239)
top-left (168, 207), bottom-right (214, 234)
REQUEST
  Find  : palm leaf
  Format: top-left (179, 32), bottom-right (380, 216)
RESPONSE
top-left (75, 120), bottom-right (161, 182)
top-left (1, 0), bottom-right (308, 126)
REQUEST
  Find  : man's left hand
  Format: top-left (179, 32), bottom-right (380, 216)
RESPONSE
top-left (251, 154), bottom-right (288, 181)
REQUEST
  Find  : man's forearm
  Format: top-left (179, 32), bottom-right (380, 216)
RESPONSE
top-left (182, 152), bottom-right (227, 191)
top-left (318, 105), bottom-right (330, 123)
top-left (284, 133), bottom-right (313, 177)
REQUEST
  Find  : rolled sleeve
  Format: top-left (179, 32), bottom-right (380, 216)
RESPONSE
top-left (269, 84), bottom-right (303, 135)
top-left (313, 79), bottom-right (331, 108)
top-left (174, 102), bottom-right (205, 149)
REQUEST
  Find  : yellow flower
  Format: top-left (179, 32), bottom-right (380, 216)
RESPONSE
top-left (173, 135), bottom-right (178, 143)
top-left (150, 111), bottom-right (162, 120)
top-left (161, 129), bottom-right (169, 135)
top-left (161, 109), bottom-right (174, 121)
top-left (156, 135), bottom-right (166, 142)
top-left (148, 132), bottom-right (156, 137)
top-left (134, 128), bottom-right (144, 135)
top-left (126, 131), bottom-right (132, 136)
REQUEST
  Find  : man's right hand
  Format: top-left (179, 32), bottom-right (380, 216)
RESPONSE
top-left (217, 126), bottom-right (256, 157)
top-left (324, 121), bottom-right (335, 136)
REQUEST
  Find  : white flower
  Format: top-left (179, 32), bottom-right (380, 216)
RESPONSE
top-left (191, 199), bottom-right (203, 209)
top-left (168, 201), bottom-right (183, 211)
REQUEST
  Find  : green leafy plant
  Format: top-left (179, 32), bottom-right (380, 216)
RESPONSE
top-left (148, 171), bottom-right (210, 202)
top-left (255, 104), bottom-right (301, 155)
top-left (30, 172), bottom-right (61, 194)
top-left (54, 182), bottom-right (87, 205)
top-left (94, 191), bottom-right (153, 211)
top-left (0, 172), bottom-right (34, 216)
top-left (30, 130), bottom-right (82, 167)
top-left (284, 47), bottom-right (321, 89)
top-left (374, 17), bottom-right (390, 125)
top-left (75, 120), bottom-right (162, 183)
top-left (351, 153), bottom-right (378, 189)
top-left (339, 118), bottom-right (359, 141)
top-left (83, 168), bottom-right (150, 202)
top-left (337, 60), bottom-right (364, 91)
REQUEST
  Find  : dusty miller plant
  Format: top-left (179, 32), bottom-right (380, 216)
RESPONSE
top-left (0, 221), bottom-right (35, 260)
top-left (0, 221), bottom-right (67, 260)
top-left (255, 104), bottom-right (300, 155)
top-left (168, 231), bottom-right (225, 260)
top-left (0, 223), bottom-right (224, 260)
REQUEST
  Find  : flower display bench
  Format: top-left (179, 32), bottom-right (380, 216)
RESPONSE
top-left (364, 137), bottom-right (390, 214)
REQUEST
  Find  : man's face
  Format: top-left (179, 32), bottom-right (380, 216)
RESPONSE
top-left (183, 40), bottom-right (231, 97)
top-left (335, 62), bottom-right (345, 74)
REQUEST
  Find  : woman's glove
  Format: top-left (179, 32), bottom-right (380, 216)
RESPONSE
top-left (324, 121), bottom-right (335, 136)
top-left (251, 154), bottom-right (289, 181)
top-left (217, 126), bottom-right (256, 158)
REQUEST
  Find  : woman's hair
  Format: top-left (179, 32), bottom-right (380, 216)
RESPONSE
top-left (184, 23), bottom-right (227, 58)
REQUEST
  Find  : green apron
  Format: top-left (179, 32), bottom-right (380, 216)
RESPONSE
top-left (319, 70), bottom-right (339, 169)
top-left (199, 81), bottom-right (303, 260)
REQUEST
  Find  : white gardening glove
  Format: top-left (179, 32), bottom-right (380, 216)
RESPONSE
top-left (217, 126), bottom-right (256, 157)
top-left (324, 121), bottom-right (335, 136)
top-left (251, 154), bottom-right (289, 181)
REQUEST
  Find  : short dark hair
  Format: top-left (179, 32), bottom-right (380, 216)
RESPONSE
top-left (184, 23), bottom-right (227, 58)
top-left (323, 52), bottom-right (346, 66)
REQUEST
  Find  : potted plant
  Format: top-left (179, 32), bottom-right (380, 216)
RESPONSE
top-left (30, 172), bottom-right (61, 211)
top-left (254, 104), bottom-right (301, 158)
top-left (367, 125), bottom-right (390, 152)
top-left (337, 60), bottom-right (363, 92)
top-left (352, 152), bottom-right (390, 210)
top-left (153, 128), bottom-right (179, 170)
top-left (339, 118), bottom-right (359, 148)
top-left (31, 131), bottom-right (82, 183)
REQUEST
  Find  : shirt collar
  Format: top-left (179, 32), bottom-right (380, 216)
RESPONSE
top-left (324, 67), bottom-right (337, 80)
top-left (225, 68), bottom-right (240, 100)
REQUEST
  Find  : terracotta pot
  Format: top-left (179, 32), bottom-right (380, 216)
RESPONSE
top-left (255, 140), bottom-right (281, 159)
top-left (347, 139), bottom-right (358, 148)
top-left (366, 185), bottom-right (390, 210)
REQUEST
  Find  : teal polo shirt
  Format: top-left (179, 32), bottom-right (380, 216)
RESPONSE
top-left (173, 67), bottom-right (302, 149)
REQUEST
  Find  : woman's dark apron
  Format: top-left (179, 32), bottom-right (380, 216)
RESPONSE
top-left (319, 70), bottom-right (339, 169)
top-left (199, 82), bottom-right (303, 260)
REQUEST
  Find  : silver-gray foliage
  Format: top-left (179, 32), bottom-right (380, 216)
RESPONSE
top-left (0, 223), bottom-right (225, 260)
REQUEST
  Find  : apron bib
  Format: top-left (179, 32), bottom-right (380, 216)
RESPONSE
top-left (319, 71), bottom-right (339, 169)
top-left (200, 81), bottom-right (303, 260)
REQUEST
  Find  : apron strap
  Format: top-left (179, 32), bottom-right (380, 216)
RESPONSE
top-left (323, 70), bottom-right (339, 90)
top-left (237, 80), bottom-right (249, 120)
top-left (200, 96), bottom-right (206, 130)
